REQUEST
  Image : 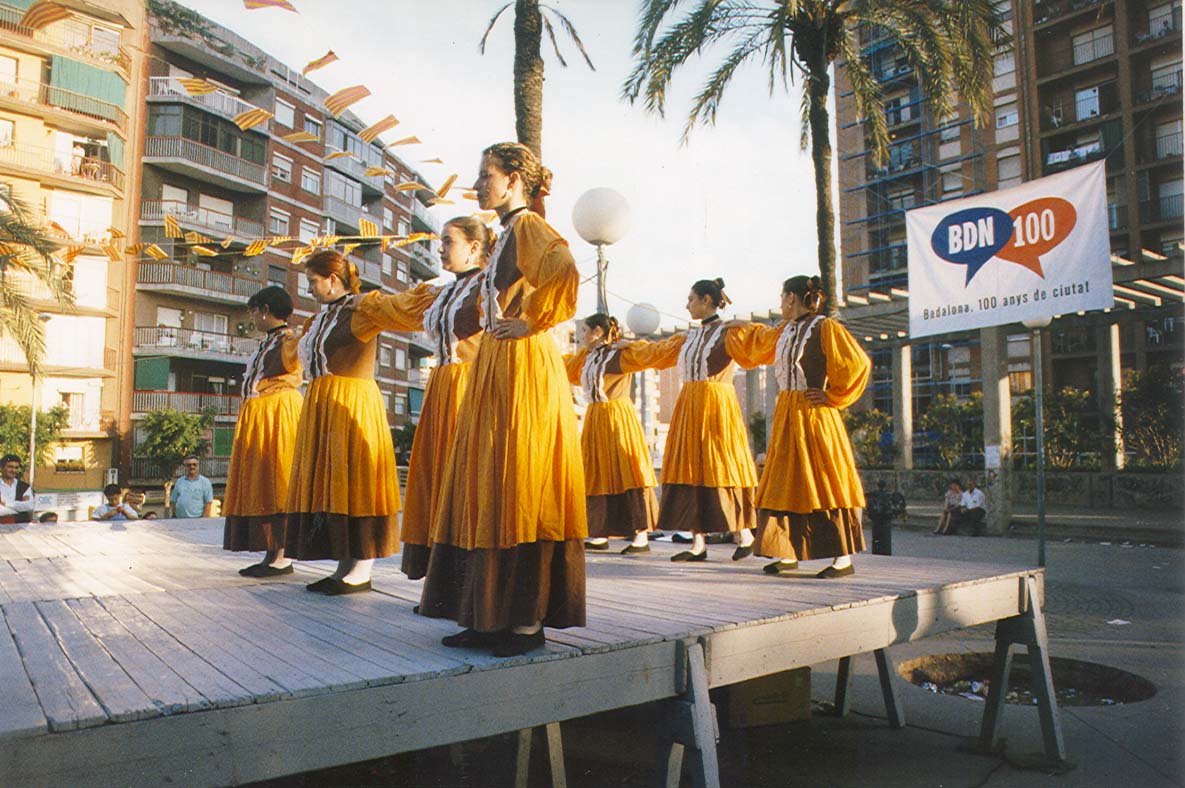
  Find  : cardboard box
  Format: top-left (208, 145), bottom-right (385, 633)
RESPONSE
top-left (724, 667), bottom-right (812, 729)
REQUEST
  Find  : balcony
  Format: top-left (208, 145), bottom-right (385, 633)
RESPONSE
top-left (1142, 193), bottom-right (1185, 223)
top-left (1133, 11), bottom-right (1182, 46)
top-left (1044, 140), bottom-right (1104, 172)
top-left (1153, 131), bottom-right (1184, 160)
top-left (408, 242), bottom-right (441, 280)
top-left (131, 390), bottom-right (242, 418)
top-left (136, 262), bottom-right (259, 305)
top-left (141, 199), bottom-right (263, 239)
top-left (324, 193), bottom-right (380, 231)
top-left (323, 146), bottom-right (385, 194)
top-left (1032, 0), bottom-right (1109, 27)
top-left (407, 331), bottom-right (435, 357)
top-left (0, 75), bottom-right (126, 131)
top-left (1107, 203), bottom-right (1127, 231)
top-left (411, 198), bottom-right (440, 234)
top-left (0, 141), bottom-right (124, 193)
top-left (133, 326), bottom-right (255, 363)
top-left (1039, 82), bottom-right (1119, 131)
top-left (352, 255), bottom-right (383, 288)
top-left (147, 77), bottom-right (259, 125)
top-left (1136, 69), bottom-right (1183, 105)
top-left (0, 2), bottom-right (131, 76)
top-left (131, 456), bottom-right (230, 482)
top-left (1037, 32), bottom-right (1115, 78)
top-left (144, 136), bottom-right (267, 192)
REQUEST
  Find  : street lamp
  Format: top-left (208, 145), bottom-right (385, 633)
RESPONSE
top-left (28, 312), bottom-right (52, 491)
top-left (572, 188), bottom-right (630, 315)
top-left (1023, 315), bottom-right (1053, 567)
top-left (626, 303), bottom-right (661, 463)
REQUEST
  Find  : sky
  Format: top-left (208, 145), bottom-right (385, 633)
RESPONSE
top-left (183, 0), bottom-right (836, 330)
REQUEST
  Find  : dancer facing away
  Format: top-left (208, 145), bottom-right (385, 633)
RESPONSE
top-left (223, 286), bottom-right (302, 577)
top-left (563, 313), bottom-right (658, 554)
top-left (360, 215), bottom-right (492, 579)
top-left (284, 250), bottom-right (402, 595)
top-left (420, 142), bottom-right (587, 657)
top-left (743, 275), bottom-right (870, 578)
top-left (619, 279), bottom-right (761, 561)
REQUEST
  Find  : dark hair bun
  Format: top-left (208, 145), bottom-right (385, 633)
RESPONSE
top-left (714, 278), bottom-right (725, 288)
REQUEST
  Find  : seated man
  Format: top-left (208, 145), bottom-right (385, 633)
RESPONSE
top-left (92, 484), bottom-right (140, 521)
top-left (951, 478), bottom-right (987, 536)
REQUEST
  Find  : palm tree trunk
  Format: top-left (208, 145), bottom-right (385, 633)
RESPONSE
top-left (513, 0), bottom-right (544, 159)
top-left (806, 60), bottom-right (838, 318)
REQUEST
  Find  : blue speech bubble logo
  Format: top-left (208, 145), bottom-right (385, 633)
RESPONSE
top-left (930, 207), bottom-right (1015, 285)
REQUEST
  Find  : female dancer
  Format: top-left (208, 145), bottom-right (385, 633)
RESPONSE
top-left (563, 313), bottom-right (658, 554)
top-left (284, 250), bottom-right (402, 595)
top-left (420, 142), bottom-right (586, 657)
top-left (745, 275), bottom-right (870, 577)
top-left (619, 279), bottom-right (761, 561)
top-left (223, 286), bottom-right (302, 576)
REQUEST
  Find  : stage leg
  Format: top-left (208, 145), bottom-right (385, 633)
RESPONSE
top-left (514, 724), bottom-right (568, 788)
top-left (874, 649), bottom-right (905, 729)
top-left (834, 655), bottom-right (853, 716)
top-left (655, 640), bottom-right (721, 788)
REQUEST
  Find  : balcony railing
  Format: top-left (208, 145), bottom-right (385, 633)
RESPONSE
top-left (131, 456), bottom-right (230, 481)
top-left (0, 141), bottom-right (124, 190)
top-left (411, 198), bottom-right (440, 233)
top-left (132, 390), bottom-right (242, 416)
top-left (1045, 139), bottom-right (1104, 171)
top-left (352, 256), bottom-right (383, 285)
top-left (137, 262), bottom-right (259, 301)
top-left (1154, 131), bottom-right (1184, 159)
top-left (0, 75), bottom-right (126, 128)
top-left (133, 326), bottom-right (256, 358)
top-left (1134, 12), bottom-right (1182, 44)
top-left (141, 199), bottom-right (264, 238)
top-left (324, 193), bottom-right (381, 231)
top-left (408, 242), bottom-right (441, 279)
top-left (1032, 0), bottom-right (1108, 25)
top-left (144, 136), bottom-right (267, 187)
top-left (1142, 193), bottom-right (1185, 222)
top-left (0, 2), bottom-right (131, 75)
top-left (147, 77), bottom-right (258, 123)
top-left (1136, 70), bottom-right (1183, 104)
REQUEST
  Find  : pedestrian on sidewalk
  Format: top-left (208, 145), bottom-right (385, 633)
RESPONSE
top-left (934, 478), bottom-right (963, 535)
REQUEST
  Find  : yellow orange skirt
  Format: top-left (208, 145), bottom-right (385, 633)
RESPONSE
top-left (285, 375), bottom-right (401, 560)
top-left (223, 389), bottom-right (302, 551)
top-left (401, 362), bottom-right (470, 579)
top-left (756, 390), bottom-right (865, 513)
top-left (660, 381), bottom-right (758, 488)
top-left (582, 399), bottom-right (656, 496)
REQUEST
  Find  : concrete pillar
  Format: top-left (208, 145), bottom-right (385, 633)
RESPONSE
top-left (891, 343), bottom-right (913, 469)
top-left (764, 363), bottom-right (778, 432)
top-left (1098, 321), bottom-right (1125, 470)
top-left (979, 326), bottom-right (1013, 535)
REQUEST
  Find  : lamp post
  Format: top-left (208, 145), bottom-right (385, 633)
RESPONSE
top-left (572, 188), bottom-right (630, 315)
top-left (1023, 316), bottom-right (1052, 567)
top-left (626, 303), bottom-right (661, 463)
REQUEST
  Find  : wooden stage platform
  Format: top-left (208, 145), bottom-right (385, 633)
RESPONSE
top-left (0, 519), bottom-right (1066, 787)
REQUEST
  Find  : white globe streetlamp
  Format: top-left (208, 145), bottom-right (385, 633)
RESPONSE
top-left (572, 187), bottom-right (630, 315)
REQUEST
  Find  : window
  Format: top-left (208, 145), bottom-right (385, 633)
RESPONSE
top-left (297, 271), bottom-right (310, 296)
top-left (997, 154), bottom-right (1022, 187)
top-left (1148, 2), bottom-right (1181, 36)
top-left (993, 49), bottom-right (1015, 77)
top-left (397, 219), bottom-right (410, 236)
top-left (325, 169), bottom-right (362, 205)
top-left (1156, 119), bottom-right (1183, 159)
top-left (1151, 55), bottom-right (1183, 91)
top-left (382, 392), bottom-right (391, 412)
top-left (380, 346), bottom-right (393, 368)
top-left (269, 207), bottom-right (290, 235)
top-left (939, 113), bottom-right (960, 142)
top-left (383, 206), bottom-right (394, 230)
top-left (299, 218), bottom-right (320, 243)
top-left (268, 265), bottom-right (287, 288)
top-left (304, 116), bottom-right (322, 138)
top-left (271, 153), bottom-right (293, 183)
top-left (1072, 26), bottom-right (1114, 66)
top-left (301, 168), bottom-right (321, 194)
top-left (1074, 87), bottom-right (1099, 120)
top-left (274, 98), bottom-right (295, 129)
top-left (0, 55), bottom-right (16, 87)
top-left (995, 102), bottom-right (1018, 128)
top-left (396, 260), bottom-right (408, 284)
top-left (395, 395), bottom-right (407, 415)
top-left (382, 253), bottom-right (393, 275)
top-left (59, 392), bottom-right (86, 429)
top-left (395, 348), bottom-right (406, 370)
top-left (942, 164), bottom-right (963, 194)
top-left (0, 118), bottom-right (13, 148)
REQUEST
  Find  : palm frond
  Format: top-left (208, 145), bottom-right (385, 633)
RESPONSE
top-left (633, 0), bottom-right (688, 56)
top-left (541, 14), bottom-right (568, 67)
top-left (479, 2), bottom-right (514, 54)
top-left (682, 26), bottom-right (771, 142)
top-left (798, 79), bottom-right (812, 150)
top-left (0, 281), bottom-right (45, 378)
top-left (542, 6), bottom-right (596, 70)
top-left (834, 25), bottom-right (889, 164)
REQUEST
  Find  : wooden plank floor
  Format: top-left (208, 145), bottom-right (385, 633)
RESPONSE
top-left (0, 519), bottom-right (1042, 787)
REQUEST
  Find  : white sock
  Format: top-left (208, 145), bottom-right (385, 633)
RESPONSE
top-left (266, 549), bottom-right (292, 569)
top-left (341, 558), bottom-right (374, 585)
top-left (631, 531), bottom-right (649, 547)
top-left (691, 534), bottom-right (706, 555)
top-left (737, 528), bottom-right (754, 548)
top-left (831, 555), bottom-right (852, 570)
top-left (587, 537), bottom-right (608, 545)
top-left (512, 621), bottom-right (542, 635)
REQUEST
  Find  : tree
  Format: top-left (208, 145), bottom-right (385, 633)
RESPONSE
top-left (623, 0), bottom-right (1004, 316)
top-left (1011, 387), bottom-right (1112, 470)
top-left (0, 403), bottom-right (69, 466)
top-left (0, 191), bottom-right (72, 378)
top-left (391, 422), bottom-right (417, 465)
top-left (843, 407), bottom-right (894, 467)
top-left (480, 0), bottom-right (594, 158)
top-left (748, 411), bottom-right (767, 453)
top-left (1118, 365), bottom-right (1184, 471)
top-left (917, 392), bottom-right (983, 469)
top-left (138, 408), bottom-right (214, 482)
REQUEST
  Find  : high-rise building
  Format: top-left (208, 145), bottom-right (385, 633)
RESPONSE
top-left (835, 0), bottom-right (1183, 469)
top-left (0, 0), bottom-right (147, 518)
top-left (129, 1), bottom-right (440, 492)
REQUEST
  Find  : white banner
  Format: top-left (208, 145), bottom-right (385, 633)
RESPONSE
top-left (906, 161), bottom-right (1113, 338)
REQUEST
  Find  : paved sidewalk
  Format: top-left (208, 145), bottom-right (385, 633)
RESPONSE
top-left (902, 501), bottom-right (1185, 546)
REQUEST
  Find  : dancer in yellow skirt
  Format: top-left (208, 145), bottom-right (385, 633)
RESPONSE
top-left (563, 313), bottom-right (658, 554)
top-left (619, 279), bottom-right (763, 561)
top-left (737, 275), bottom-right (870, 578)
top-left (286, 250), bottom-right (405, 595)
top-left (420, 142), bottom-right (586, 657)
top-left (223, 286), bottom-right (302, 577)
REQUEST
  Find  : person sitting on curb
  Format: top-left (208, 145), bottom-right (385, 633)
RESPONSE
top-left (951, 478), bottom-right (987, 536)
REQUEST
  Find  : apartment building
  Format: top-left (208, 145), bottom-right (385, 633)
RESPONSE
top-left (129, 1), bottom-right (440, 490)
top-left (835, 0), bottom-right (1183, 467)
top-left (0, 0), bottom-right (146, 516)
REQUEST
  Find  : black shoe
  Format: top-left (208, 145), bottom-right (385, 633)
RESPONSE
top-left (732, 544), bottom-right (754, 561)
top-left (816, 564), bottom-right (855, 579)
top-left (306, 576), bottom-right (337, 593)
top-left (322, 578), bottom-right (371, 595)
top-left (763, 559), bottom-right (798, 574)
top-left (492, 629), bottom-right (545, 657)
top-left (238, 563), bottom-right (265, 577)
top-left (671, 550), bottom-right (707, 562)
top-left (584, 540), bottom-right (610, 551)
top-left (620, 543), bottom-right (651, 555)
top-left (671, 532), bottom-right (693, 543)
top-left (442, 628), bottom-right (501, 648)
top-left (252, 564), bottom-right (294, 577)
top-left (412, 604), bottom-right (421, 614)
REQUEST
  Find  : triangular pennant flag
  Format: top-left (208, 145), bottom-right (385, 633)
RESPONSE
top-left (62, 245), bottom-right (83, 263)
top-left (325, 150), bottom-right (355, 161)
top-left (324, 85), bottom-right (370, 116)
top-left (184, 231), bottom-right (212, 244)
top-left (342, 243), bottom-right (360, 255)
top-left (473, 211), bottom-right (498, 223)
top-left (245, 239), bottom-right (269, 256)
top-left (358, 114), bottom-right (398, 143)
top-left (317, 235), bottom-right (341, 248)
top-left (102, 244), bottom-right (122, 263)
top-left (244, 0), bottom-right (298, 11)
top-left (144, 244), bottom-right (169, 260)
top-left (420, 158), bottom-right (444, 165)
top-left (191, 245), bottom-right (218, 257)
top-left (220, 235), bottom-right (236, 249)
top-left (407, 232), bottom-right (436, 243)
top-left (163, 215), bottom-right (183, 238)
top-left (233, 107), bottom-right (273, 131)
top-left (20, 1), bottom-right (71, 31)
top-left (302, 49), bottom-right (337, 76)
top-left (47, 221), bottom-right (70, 238)
top-left (290, 246), bottom-right (313, 267)
top-left (358, 218), bottom-right (379, 238)
top-left (387, 136), bottom-right (421, 147)
top-left (380, 236), bottom-right (393, 251)
top-left (363, 166), bottom-right (392, 177)
top-left (107, 226), bottom-right (125, 239)
top-left (282, 130), bottom-right (319, 143)
top-left (124, 243), bottom-right (146, 255)
top-left (270, 236), bottom-right (294, 245)
top-left (436, 174), bottom-right (458, 198)
top-left (394, 181), bottom-right (428, 192)
top-left (178, 78), bottom-right (218, 96)
top-left (429, 199), bottom-right (455, 206)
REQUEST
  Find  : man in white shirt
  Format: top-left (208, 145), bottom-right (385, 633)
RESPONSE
top-left (0, 454), bottom-right (34, 524)
top-left (953, 478), bottom-right (987, 536)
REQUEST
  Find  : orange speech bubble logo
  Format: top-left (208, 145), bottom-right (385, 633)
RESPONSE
top-left (994, 197), bottom-right (1077, 278)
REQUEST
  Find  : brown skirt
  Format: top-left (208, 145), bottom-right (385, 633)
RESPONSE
top-left (285, 512), bottom-right (400, 561)
top-left (754, 508), bottom-right (865, 561)
top-left (400, 543), bottom-right (431, 581)
top-left (656, 484), bottom-right (756, 534)
top-left (587, 487), bottom-right (658, 538)
top-left (223, 514), bottom-right (285, 552)
top-left (418, 541), bottom-right (586, 632)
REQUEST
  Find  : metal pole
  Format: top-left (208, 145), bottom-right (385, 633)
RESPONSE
top-left (639, 368), bottom-right (649, 455)
top-left (595, 243), bottom-right (608, 315)
top-left (1034, 327), bottom-right (1046, 567)
top-left (27, 377), bottom-right (37, 490)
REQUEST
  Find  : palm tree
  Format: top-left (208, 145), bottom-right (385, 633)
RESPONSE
top-left (480, 0), bottom-right (595, 159)
top-left (623, 0), bottom-right (1005, 316)
top-left (0, 191), bottom-right (70, 378)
